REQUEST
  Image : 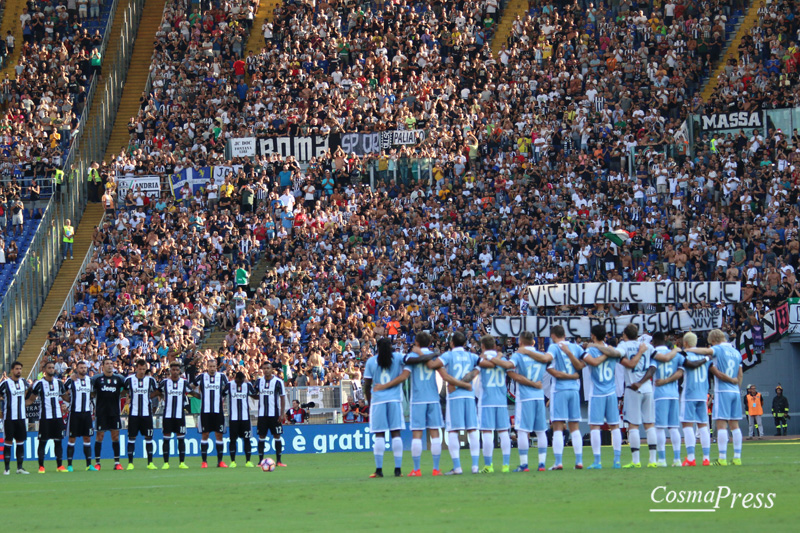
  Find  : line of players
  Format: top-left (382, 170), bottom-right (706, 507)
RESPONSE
top-left (0, 358), bottom-right (289, 474)
top-left (364, 325), bottom-right (743, 477)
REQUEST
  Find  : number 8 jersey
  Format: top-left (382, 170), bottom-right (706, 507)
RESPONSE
top-left (364, 352), bottom-right (406, 404)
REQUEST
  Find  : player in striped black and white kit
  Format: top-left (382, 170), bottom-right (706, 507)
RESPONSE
top-left (0, 361), bottom-right (30, 474)
top-left (157, 361), bottom-right (190, 469)
top-left (123, 360), bottom-right (159, 470)
top-left (191, 358), bottom-right (229, 468)
top-left (27, 361), bottom-right (69, 473)
top-left (65, 361), bottom-right (94, 471)
top-left (254, 362), bottom-right (287, 467)
top-left (226, 371), bottom-right (256, 468)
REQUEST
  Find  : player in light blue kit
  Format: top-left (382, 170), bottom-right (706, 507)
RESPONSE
top-left (650, 332), bottom-right (684, 467)
top-left (580, 325), bottom-right (624, 469)
top-left (686, 329), bottom-right (743, 466)
top-left (373, 332), bottom-right (467, 477)
top-left (427, 331), bottom-right (481, 475)
top-left (546, 325), bottom-right (585, 470)
top-left (476, 335), bottom-right (515, 473)
top-left (364, 338), bottom-right (409, 478)
top-left (507, 331), bottom-right (552, 472)
top-left (656, 332), bottom-right (713, 466)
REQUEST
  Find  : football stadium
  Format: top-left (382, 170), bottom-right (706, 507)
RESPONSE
top-left (0, 0), bottom-right (799, 529)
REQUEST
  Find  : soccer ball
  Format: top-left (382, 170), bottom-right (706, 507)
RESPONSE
top-left (260, 458), bottom-right (276, 472)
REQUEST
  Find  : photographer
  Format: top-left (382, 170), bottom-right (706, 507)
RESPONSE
top-left (285, 400), bottom-right (311, 424)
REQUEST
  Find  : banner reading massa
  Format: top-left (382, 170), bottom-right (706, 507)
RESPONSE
top-left (14, 425), bottom-right (415, 461)
top-left (528, 282), bottom-right (741, 307)
top-left (491, 309), bottom-right (723, 338)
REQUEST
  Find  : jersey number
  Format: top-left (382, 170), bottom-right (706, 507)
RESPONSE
top-left (725, 360), bottom-right (737, 377)
top-left (379, 370), bottom-right (391, 385)
top-left (600, 362), bottom-right (613, 382)
top-left (486, 368), bottom-right (504, 388)
top-left (692, 365), bottom-right (707, 384)
top-left (417, 366), bottom-right (433, 381)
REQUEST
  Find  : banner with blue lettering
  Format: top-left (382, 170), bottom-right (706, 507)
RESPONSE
top-left (8, 424), bottom-right (420, 461)
top-left (169, 166), bottom-right (244, 199)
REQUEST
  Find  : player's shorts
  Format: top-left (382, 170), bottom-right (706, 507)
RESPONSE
top-left (655, 398), bottom-right (680, 428)
top-left (589, 394), bottom-right (620, 426)
top-left (713, 392), bottom-right (743, 421)
top-left (479, 405), bottom-right (510, 431)
top-left (623, 389), bottom-right (655, 426)
top-left (550, 390), bottom-right (581, 422)
top-left (410, 402), bottom-right (444, 430)
top-left (2, 419), bottom-right (27, 443)
top-left (38, 418), bottom-right (65, 441)
top-left (200, 412), bottom-right (225, 434)
top-left (127, 415), bottom-right (154, 439)
top-left (162, 417), bottom-right (187, 436)
top-left (515, 400), bottom-right (547, 433)
top-left (257, 416), bottom-right (283, 438)
top-left (230, 420), bottom-right (252, 441)
top-left (68, 412), bottom-right (94, 438)
top-left (445, 397), bottom-right (478, 431)
top-left (680, 400), bottom-right (708, 424)
top-left (369, 401), bottom-right (405, 433)
top-left (96, 411), bottom-right (122, 431)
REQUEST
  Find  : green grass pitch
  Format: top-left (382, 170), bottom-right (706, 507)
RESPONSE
top-left (1, 441), bottom-right (798, 531)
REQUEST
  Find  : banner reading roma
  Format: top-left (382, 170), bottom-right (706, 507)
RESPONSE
top-left (528, 282), bottom-right (741, 307)
top-left (491, 309), bottom-right (723, 338)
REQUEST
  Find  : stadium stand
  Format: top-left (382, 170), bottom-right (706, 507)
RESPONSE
top-left (13, 0), bottom-right (800, 391)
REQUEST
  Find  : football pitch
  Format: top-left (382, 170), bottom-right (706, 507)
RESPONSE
top-left (2, 441), bottom-right (798, 531)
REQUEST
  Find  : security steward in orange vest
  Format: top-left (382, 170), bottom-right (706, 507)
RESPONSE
top-left (745, 385), bottom-right (764, 440)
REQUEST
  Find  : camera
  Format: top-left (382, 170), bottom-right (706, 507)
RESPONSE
top-left (300, 402), bottom-right (316, 409)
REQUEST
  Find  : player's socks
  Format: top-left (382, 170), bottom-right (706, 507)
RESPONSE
top-left (699, 426), bottom-right (711, 461)
top-left (373, 436), bottom-right (385, 469)
top-left (717, 429), bottom-right (728, 460)
top-left (611, 428), bottom-right (622, 465)
top-left (230, 450), bottom-right (237, 463)
top-left (216, 440), bottom-right (225, 464)
top-left (163, 438), bottom-right (171, 464)
top-left (37, 440), bottom-right (46, 468)
top-left (656, 429), bottom-right (666, 462)
top-left (94, 441), bottom-right (102, 464)
top-left (411, 438), bottom-right (422, 471)
top-left (518, 431), bottom-right (530, 467)
top-left (499, 432), bottom-right (511, 467)
top-left (258, 439), bottom-right (266, 463)
top-left (482, 434), bottom-right (493, 466)
top-left (146, 440), bottom-right (154, 465)
top-left (83, 444), bottom-right (92, 468)
top-left (200, 439), bottom-right (209, 463)
top-left (683, 427), bottom-right (696, 461)
top-left (536, 431), bottom-right (548, 466)
top-left (590, 429), bottom-right (601, 465)
top-left (467, 431), bottom-right (480, 470)
top-left (646, 427), bottom-right (657, 464)
top-left (16, 444), bottom-right (24, 470)
top-left (430, 437), bottom-right (442, 471)
top-left (4, 444), bottom-right (12, 472)
top-left (177, 437), bottom-right (186, 463)
top-left (112, 440), bottom-right (121, 464)
top-left (392, 437), bottom-right (403, 469)
top-left (629, 428), bottom-right (641, 464)
top-left (244, 439), bottom-right (252, 464)
top-left (731, 428), bottom-right (742, 459)
top-left (127, 441), bottom-right (136, 464)
top-left (570, 430), bottom-right (582, 466)
top-left (275, 440), bottom-right (283, 465)
top-left (67, 442), bottom-right (75, 466)
top-left (54, 441), bottom-right (63, 468)
top-left (447, 432), bottom-right (462, 472)
top-left (553, 430), bottom-right (564, 466)
top-left (669, 428), bottom-right (682, 463)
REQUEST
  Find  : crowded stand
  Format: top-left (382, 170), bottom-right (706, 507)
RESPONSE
top-left (0, 0), bottom-right (116, 296)
top-left (32, 0), bottom-right (800, 390)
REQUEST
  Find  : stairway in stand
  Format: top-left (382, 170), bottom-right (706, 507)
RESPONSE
top-left (701, 2), bottom-right (760, 102)
top-left (103, 0), bottom-right (168, 162)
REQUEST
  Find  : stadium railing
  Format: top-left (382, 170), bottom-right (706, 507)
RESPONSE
top-left (0, 0), bottom-right (145, 372)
